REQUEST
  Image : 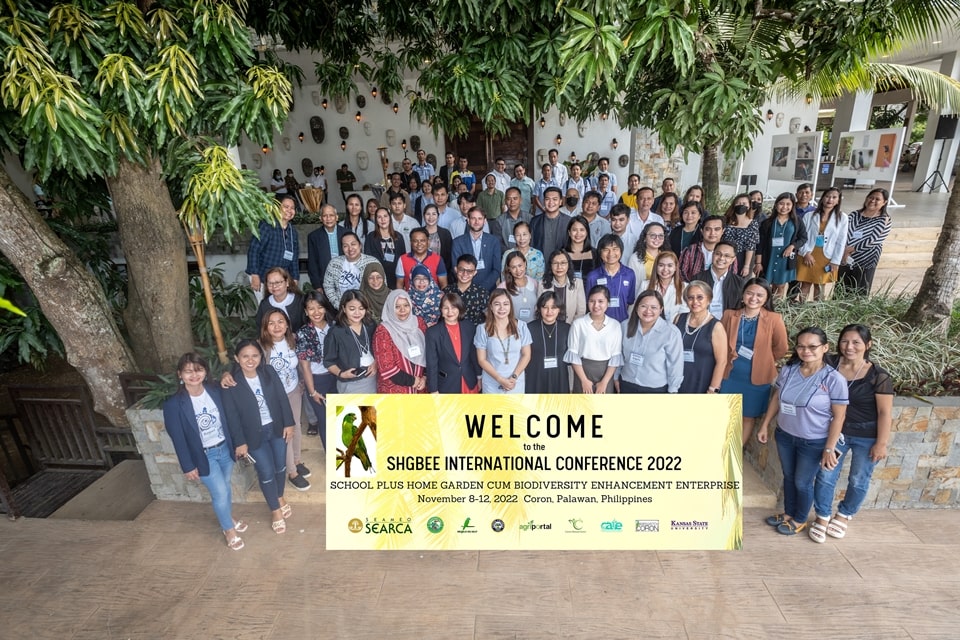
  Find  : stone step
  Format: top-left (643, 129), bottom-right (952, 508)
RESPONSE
top-left (885, 226), bottom-right (941, 241)
top-left (875, 253), bottom-right (933, 269)
top-left (743, 460), bottom-right (777, 509)
top-left (881, 238), bottom-right (940, 254)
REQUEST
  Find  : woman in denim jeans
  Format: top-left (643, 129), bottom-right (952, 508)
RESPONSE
top-left (757, 327), bottom-right (848, 535)
top-left (222, 340), bottom-right (295, 534)
top-left (163, 353), bottom-right (247, 550)
top-left (810, 325), bottom-right (893, 542)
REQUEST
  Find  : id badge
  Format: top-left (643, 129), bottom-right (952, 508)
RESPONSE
top-left (738, 345), bottom-right (754, 360)
top-left (573, 271), bottom-right (582, 280)
top-left (683, 350), bottom-right (695, 363)
top-left (609, 298), bottom-right (620, 308)
top-left (815, 235), bottom-right (825, 248)
top-left (630, 352), bottom-right (644, 367)
top-left (781, 403), bottom-right (797, 416)
top-left (709, 301), bottom-right (722, 317)
top-left (543, 357), bottom-right (558, 369)
top-left (282, 250), bottom-right (294, 261)
top-left (852, 230), bottom-right (864, 240)
top-left (772, 237), bottom-right (784, 247)
top-left (597, 277), bottom-right (608, 285)
top-left (518, 308), bottom-right (531, 320)
top-left (476, 259), bottom-right (485, 270)
top-left (384, 251), bottom-right (395, 262)
top-left (359, 353), bottom-right (375, 367)
top-left (407, 345), bottom-right (422, 358)
top-left (508, 234), bottom-right (516, 245)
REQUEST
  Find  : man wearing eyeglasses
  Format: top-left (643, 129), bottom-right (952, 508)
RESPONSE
top-left (692, 240), bottom-right (746, 319)
top-left (442, 254), bottom-right (490, 325)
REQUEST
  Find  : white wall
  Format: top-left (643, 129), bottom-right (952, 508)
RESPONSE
top-left (533, 107), bottom-right (632, 188)
top-left (238, 50), bottom-right (447, 211)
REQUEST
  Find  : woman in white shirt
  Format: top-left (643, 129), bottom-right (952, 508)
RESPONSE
top-left (644, 251), bottom-right (688, 322)
top-left (565, 285), bottom-right (623, 394)
top-left (797, 188), bottom-right (849, 301)
top-left (259, 311), bottom-right (311, 491)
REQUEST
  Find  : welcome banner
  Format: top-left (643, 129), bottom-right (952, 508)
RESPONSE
top-left (326, 395), bottom-right (742, 550)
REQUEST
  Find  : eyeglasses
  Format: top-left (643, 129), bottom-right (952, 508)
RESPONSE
top-left (646, 234), bottom-right (665, 239)
top-left (714, 253), bottom-right (736, 260)
top-left (266, 280), bottom-right (286, 287)
top-left (456, 268), bottom-right (476, 274)
top-left (685, 295), bottom-right (707, 301)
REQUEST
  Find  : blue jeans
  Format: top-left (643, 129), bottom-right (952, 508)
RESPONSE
top-left (305, 373), bottom-right (336, 449)
top-left (775, 427), bottom-right (826, 523)
top-left (198, 442), bottom-right (235, 532)
top-left (814, 434), bottom-right (878, 518)
top-left (248, 426), bottom-right (287, 511)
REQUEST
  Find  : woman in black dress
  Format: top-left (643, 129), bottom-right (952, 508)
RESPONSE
top-left (674, 280), bottom-right (727, 394)
top-left (526, 291), bottom-right (571, 393)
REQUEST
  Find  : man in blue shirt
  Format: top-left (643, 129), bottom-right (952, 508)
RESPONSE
top-left (246, 194), bottom-right (299, 293)
top-left (586, 234), bottom-right (637, 323)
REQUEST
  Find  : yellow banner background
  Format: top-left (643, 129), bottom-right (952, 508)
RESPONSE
top-left (326, 395), bottom-right (742, 550)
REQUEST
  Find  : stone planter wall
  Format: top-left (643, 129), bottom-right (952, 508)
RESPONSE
top-left (746, 396), bottom-right (960, 509)
top-left (127, 406), bottom-right (257, 502)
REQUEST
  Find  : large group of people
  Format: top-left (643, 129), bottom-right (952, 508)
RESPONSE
top-left (170, 157), bottom-right (894, 549)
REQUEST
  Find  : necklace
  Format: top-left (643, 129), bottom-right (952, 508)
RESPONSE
top-left (841, 359), bottom-right (868, 384)
top-left (685, 314), bottom-right (708, 335)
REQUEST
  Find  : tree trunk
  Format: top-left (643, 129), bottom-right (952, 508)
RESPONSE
top-left (700, 143), bottom-right (721, 203)
top-left (106, 157), bottom-right (193, 373)
top-left (905, 184), bottom-right (960, 335)
top-left (0, 168), bottom-right (136, 427)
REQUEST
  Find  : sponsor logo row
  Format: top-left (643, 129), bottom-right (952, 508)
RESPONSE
top-left (347, 517), bottom-right (710, 534)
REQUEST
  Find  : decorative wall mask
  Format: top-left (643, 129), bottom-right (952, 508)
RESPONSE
top-left (357, 151), bottom-right (369, 170)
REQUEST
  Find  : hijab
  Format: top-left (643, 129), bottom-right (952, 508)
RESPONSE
top-left (360, 262), bottom-right (389, 323)
top-left (408, 264), bottom-right (443, 327)
top-left (380, 289), bottom-right (426, 367)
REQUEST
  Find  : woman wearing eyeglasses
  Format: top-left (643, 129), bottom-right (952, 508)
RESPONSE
top-left (810, 324), bottom-right (893, 543)
top-left (254, 267), bottom-right (306, 333)
top-left (757, 327), bottom-right (848, 536)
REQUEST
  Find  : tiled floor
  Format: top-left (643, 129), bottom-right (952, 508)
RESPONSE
top-left (1, 501), bottom-right (957, 639)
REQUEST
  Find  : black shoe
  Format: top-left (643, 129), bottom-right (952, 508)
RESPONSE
top-left (296, 462), bottom-right (312, 478)
top-left (306, 424), bottom-right (319, 436)
top-left (288, 474), bottom-right (311, 491)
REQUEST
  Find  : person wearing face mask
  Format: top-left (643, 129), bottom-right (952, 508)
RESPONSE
top-left (722, 194), bottom-right (761, 278)
top-left (561, 188), bottom-right (582, 217)
top-left (748, 190), bottom-right (766, 220)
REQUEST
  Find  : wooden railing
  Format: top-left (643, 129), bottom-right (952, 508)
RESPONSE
top-left (7, 385), bottom-right (139, 470)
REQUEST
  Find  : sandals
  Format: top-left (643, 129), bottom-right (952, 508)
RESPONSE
top-left (234, 520), bottom-right (248, 533)
top-left (226, 536), bottom-right (245, 551)
top-left (827, 514), bottom-right (850, 539)
top-left (272, 518), bottom-right (286, 534)
top-left (280, 503), bottom-right (292, 519)
top-left (808, 519), bottom-right (828, 543)
top-left (776, 520), bottom-right (808, 536)
top-left (765, 513), bottom-right (787, 527)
